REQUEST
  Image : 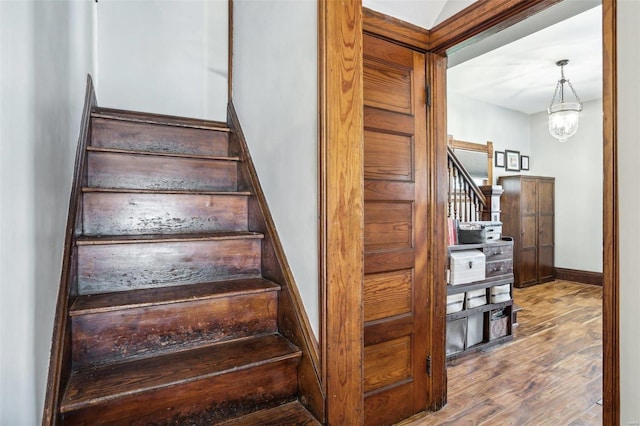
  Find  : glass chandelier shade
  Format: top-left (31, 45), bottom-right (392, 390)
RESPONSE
top-left (547, 60), bottom-right (582, 143)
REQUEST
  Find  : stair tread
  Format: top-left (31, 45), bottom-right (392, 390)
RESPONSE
top-left (92, 107), bottom-right (231, 131)
top-left (218, 401), bottom-right (321, 426)
top-left (76, 231), bottom-right (264, 246)
top-left (70, 278), bottom-right (281, 315)
top-left (86, 146), bottom-right (240, 161)
top-left (60, 333), bottom-right (301, 413)
top-left (82, 187), bottom-right (251, 196)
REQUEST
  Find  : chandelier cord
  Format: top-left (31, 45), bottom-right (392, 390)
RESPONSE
top-left (549, 63), bottom-right (582, 109)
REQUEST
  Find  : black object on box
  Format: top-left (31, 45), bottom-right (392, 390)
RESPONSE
top-left (457, 228), bottom-right (486, 244)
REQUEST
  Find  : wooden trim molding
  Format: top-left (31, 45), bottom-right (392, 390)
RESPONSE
top-left (42, 74), bottom-right (97, 425)
top-left (363, 7), bottom-right (430, 51)
top-left (319, 0), bottom-right (365, 424)
top-left (555, 268), bottom-right (603, 286)
top-left (427, 51), bottom-right (449, 410)
top-left (602, 0), bottom-right (619, 422)
top-left (429, 0), bottom-right (562, 54)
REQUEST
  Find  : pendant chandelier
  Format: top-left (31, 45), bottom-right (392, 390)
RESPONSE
top-left (547, 59), bottom-right (582, 143)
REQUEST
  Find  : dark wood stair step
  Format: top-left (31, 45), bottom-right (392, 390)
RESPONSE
top-left (91, 115), bottom-right (229, 157)
top-left (218, 401), bottom-right (321, 425)
top-left (70, 277), bottom-right (281, 315)
top-left (82, 189), bottom-right (250, 235)
top-left (92, 107), bottom-right (230, 131)
top-left (82, 187), bottom-right (250, 195)
top-left (76, 231), bottom-right (263, 246)
top-left (76, 232), bottom-right (264, 295)
top-left (60, 334), bottom-right (301, 424)
top-left (70, 279), bottom-right (281, 366)
top-left (87, 147), bottom-right (240, 192)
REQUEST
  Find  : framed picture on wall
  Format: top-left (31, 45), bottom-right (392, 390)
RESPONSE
top-left (521, 155), bottom-right (530, 171)
top-left (505, 150), bottom-right (520, 172)
top-left (495, 151), bottom-right (505, 168)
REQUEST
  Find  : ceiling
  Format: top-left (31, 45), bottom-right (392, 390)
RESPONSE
top-left (362, 0), bottom-right (603, 115)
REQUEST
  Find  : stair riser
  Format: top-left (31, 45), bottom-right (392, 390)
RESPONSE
top-left (91, 118), bottom-right (229, 156)
top-left (83, 192), bottom-right (249, 235)
top-left (88, 151), bottom-right (238, 191)
top-left (72, 291), bottom-right (278, 366)
top-left (77, 239), bottom-right (262, 295)
top-left (61, 358), bottom-right (299, 425)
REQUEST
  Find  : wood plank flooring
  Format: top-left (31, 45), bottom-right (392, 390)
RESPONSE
top-left (400, 280), bottom-right (602, 425)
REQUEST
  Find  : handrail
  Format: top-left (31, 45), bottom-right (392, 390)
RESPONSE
top-left (447, 145), bottom-right (487, 222)
top-left (42, 74), bottom-right (97, 426)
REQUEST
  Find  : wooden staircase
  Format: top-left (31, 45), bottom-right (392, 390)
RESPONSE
top-left (43, 77), bottom-right (322, 425)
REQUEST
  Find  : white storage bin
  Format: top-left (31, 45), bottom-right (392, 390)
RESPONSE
top-left (449, 249), bottom-right (486, 285)
top-left (466, 313), bottom-right (484, 348)
top-left (465, 288), bottom-right (487, 308)
top-left (446, 317), bottom-right (467, 356)
top-left (491, 283), bottom-right (511, 303)
top-left (446, 293), bottom-right (465, 314)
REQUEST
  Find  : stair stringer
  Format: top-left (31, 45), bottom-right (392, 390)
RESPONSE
top-left (228, 102), bottom-right (325, 422)
top-left (42, 75), bottom-right (96, 426)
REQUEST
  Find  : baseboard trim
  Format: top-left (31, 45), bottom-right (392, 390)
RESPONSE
top-left (554, 267), bottom-right (603, 286)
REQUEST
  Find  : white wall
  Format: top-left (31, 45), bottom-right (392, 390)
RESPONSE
top-left (447, 93), bottom-right (531, 184)
top-left (232, 0), bottom-right (318, 336)
top-left (96, 0), bottom-right (227, 121)
top-left (618, 0), bottom-right (640, 422)
top-left (0, 1), bottom-right (94, 423)
top-left (529, 99), bottom-right (603, 273)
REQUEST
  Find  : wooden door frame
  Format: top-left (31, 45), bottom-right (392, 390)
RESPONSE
top-left (319, 0), bottom-right (618, 423)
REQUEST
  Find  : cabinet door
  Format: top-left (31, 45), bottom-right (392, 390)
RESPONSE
top-left (537, 179), bottom-right (555, 282)
top-left (518, 178), bottom-right (538, 286)
top-left (520, 215), bottom-right (538, 285)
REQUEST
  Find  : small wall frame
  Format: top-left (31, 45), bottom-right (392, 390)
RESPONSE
top-left (505, 150), bottom-right (520, 172)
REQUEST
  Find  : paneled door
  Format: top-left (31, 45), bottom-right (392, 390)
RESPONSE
top-left (363, 33), bottom-right (429, 426)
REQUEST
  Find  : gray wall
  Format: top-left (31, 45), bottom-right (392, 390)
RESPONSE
top-left (529, 99), bottom-right (603, 273)
top-left (618, 0), bottom-right (640, 421)
top-left (96, 0), bottom-right (228, 121)
top-left (232, 0), bottom-right (319, 335)
top-left (448, 93), bottom-right (532, 184)
top-left (0, 1), bottom-right (94, 423)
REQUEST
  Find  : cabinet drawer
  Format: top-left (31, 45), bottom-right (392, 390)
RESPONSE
top-left (484, 243), bottom-right (513, 261)
top-left (486, 259), bottom-right (513, 277)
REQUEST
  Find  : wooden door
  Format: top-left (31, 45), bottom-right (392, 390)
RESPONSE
top-left (362, 33), bottom-right (429, 426)
top-left (537, 178), bottom-right (555, 282)
top-left (520, 178), bottom-right (538, 286)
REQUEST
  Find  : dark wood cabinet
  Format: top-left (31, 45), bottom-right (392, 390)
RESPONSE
top-left (498, 175), bottom-right (555, 288)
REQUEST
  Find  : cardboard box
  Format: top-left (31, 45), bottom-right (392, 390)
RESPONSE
top-left (491, 283), bottom-right (511, 303)
top-left (446, 293), bottom-right (465, 314)
top-left (465, 288), bottom-right (487, 308)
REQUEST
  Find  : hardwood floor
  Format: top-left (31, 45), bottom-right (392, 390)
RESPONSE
top-left (400, 280), bottom-right (602, 425)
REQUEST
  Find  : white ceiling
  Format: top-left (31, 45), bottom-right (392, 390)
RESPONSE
top-left (362, 0), bottom-right (477, 29)
top-left (363, 0), bottom-right (603, 115)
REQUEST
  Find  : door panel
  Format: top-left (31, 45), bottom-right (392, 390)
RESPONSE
top-left (363, 33), bottom-right (428, 426)
top-left (364, 270), bottom-right (413, 322)
top-left (537, 179), bottom-right (554, 281)
top-left (520, 248), bottom-right (538, 285)
top-left (521, 179), bottom-right (538, 215)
